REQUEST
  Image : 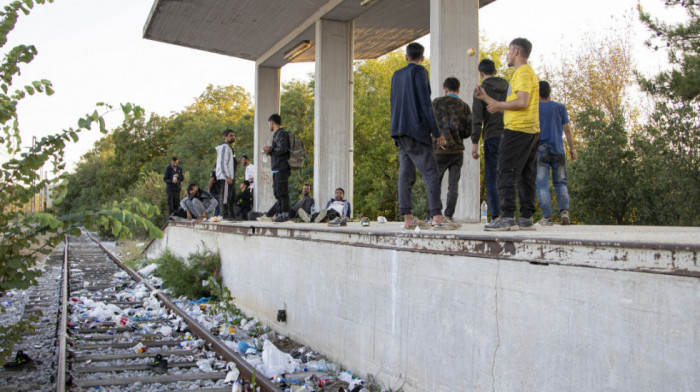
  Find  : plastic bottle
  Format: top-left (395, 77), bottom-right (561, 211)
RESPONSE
top-left (480, 200), bottom-right (488, 224)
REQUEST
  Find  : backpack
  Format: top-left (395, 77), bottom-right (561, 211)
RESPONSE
top-left (286, 131), bottom-right (306, 170)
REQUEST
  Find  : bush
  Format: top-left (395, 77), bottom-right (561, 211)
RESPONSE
top-left (153, 248), bottom-right (221, 299)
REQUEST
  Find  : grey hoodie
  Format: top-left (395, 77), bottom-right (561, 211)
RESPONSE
top-left (471, 76), bottom-right (509, 144)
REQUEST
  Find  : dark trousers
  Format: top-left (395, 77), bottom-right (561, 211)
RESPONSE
top-left (166, 188), bottom-right (180, 215)
top-left (484, 136), bottom-right (501, 219)
top-left (273, 170), bottom-right (290, 215)
top-left (217, 180), bottom-right (236, 219)
top-left (497, 130), bottom-right (539, 219)
top-left (397, 136), bottom-right (443, 217)
top-left (435, 153), bottom-right (463, 219)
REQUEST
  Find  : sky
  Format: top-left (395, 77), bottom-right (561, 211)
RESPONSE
top-left (0, 0), bottom-right (686, 169)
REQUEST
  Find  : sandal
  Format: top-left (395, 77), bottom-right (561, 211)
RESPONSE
top-left (403, 220), bottom-right (431, 230)
top-left (431, 218), bottom-right (461, 230)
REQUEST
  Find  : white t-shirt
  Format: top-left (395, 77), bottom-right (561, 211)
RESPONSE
top-left (245, 164), bottom-right (255, 189)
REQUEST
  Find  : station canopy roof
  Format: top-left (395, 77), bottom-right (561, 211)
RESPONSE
top-left (144, 0), bottom-right (495, 68)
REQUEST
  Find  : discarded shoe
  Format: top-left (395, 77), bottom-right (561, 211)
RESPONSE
top-left (3, 351), bottom-right (36, 371)
top-left (148, 354), bottom-right (168, 374)
top-left (561, 210), bottom-right (571, 225)
top-left (360, 217), bottom-right (370, 227)
top-left (484, 217), bottom-right (519, 231)
top-left (314, 209), bottom-right (328, 223)
top-left (297, 209), bottom-right (311, 223)
top-left (327, 217), bottom-right (347, 227)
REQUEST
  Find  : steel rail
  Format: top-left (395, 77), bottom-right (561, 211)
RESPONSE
top-left (55, 235), bottom-right (69, 392)
top-left (85, 231), bottom-right (279, 392)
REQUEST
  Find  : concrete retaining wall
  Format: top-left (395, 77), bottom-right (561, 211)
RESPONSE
top-left (147, 223), bottom-right (699, 392)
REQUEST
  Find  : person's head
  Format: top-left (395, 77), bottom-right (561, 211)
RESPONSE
top-left (334, 187), bottom-right (345, 201)
top-left (443, 77), bottom-right (460, 94)
top-left (478, 59), bottom-right (497, 78)
top-left (240, 180), bottom-right (250, 190)
top-left (171, 157), bottom-right (179, 167)
top-left (187, 183), bottom-right (199, 196)
top-left (241, 154), bottom-right (250, 165)
top-left (539, 81), bottom-right (551, 100)
top-left (268, 114), bottom-right (281, 131)
top-left (222, 129), bottom-right (235, 144)
top-left (507, 38), bottom-right (532, 67)
top-left (302, 183), bottom-right (311, 196)
top-left (405, 42), bottom-right (424, 63)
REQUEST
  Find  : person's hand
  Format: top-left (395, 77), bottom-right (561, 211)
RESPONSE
top-left (570, 150), bottom-right (578, 160)
top-left (471, 143), bottom-right (480, 160)
top-left (474, 85), bottom-right (486, 100)
top-left (486, 101), bottom-right (504, 113)
top-left (262, 145), bottom-right (270, 153)
top-left (435, 136), bottom-right (447, 148)
top-left (226, 178), bottom-right (233, 185)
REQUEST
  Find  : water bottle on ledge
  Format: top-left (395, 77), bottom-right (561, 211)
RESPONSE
top-left (480, 200), bottom-right (488, 224)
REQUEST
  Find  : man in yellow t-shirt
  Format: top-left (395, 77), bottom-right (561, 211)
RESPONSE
top-left (474, 37), bottom-right (540, 231)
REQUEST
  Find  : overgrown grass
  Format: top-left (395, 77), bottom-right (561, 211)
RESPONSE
top-left (152, 248), bottom-right (222, 299)
top-left (116, 239), bottom-right (148, 270)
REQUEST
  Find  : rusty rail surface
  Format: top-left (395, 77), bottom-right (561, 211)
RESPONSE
top-left (85, 231), bottom-right (279, 392)
top-left (55, 236), bottom-right (69, 392)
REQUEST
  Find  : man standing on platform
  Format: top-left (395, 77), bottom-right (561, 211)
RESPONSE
top-left (431, 76), bottom-right (471, 222)
top-left (390, 42), bottom-right (457, 230)
top-left (239, 155), bottom-right (255, 192)
top-left (215, 129), bottom-right (237, 220)
top-left (536, 80), bottom-right (577, 226)
top-left (475, 38), bottom-right (540, 231)
top-left (471, 59), bottom-right (509, 222)
top-left (262, 114), bottom-right (291, 223)
top-left (163, 156), bottom-right (184, 216)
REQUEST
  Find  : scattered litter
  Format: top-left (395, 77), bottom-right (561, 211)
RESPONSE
top-left (137, 263), bottom-right (158, 276)
top-left (261, 339), bottom-right (297, 377)
top-left (133, 342), bottom-right (147, 353)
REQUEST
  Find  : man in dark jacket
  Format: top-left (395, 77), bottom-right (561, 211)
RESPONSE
top-left (235, 180), bottom-right (253, 220)
top-left (431, 77), bottom-right (471, 221)
top-left (390, 42), bottom-right (457, 230)
top-left (262, 113), bottom-right (291, 223)
top-left (180, 183), bottom-right (218, 223)
top-left (471, 59), bottom-right (509, 221)
top-left (163, 157), bottom-right (184, 215)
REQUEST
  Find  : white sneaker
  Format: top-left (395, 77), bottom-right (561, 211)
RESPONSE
top-left (297, 209), bottom-right (311, 223)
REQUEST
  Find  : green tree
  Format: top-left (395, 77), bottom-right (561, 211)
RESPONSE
top-left (632, 0), bottom-right (700, 225)
top-left (0, 0), bottom-right (162, 364)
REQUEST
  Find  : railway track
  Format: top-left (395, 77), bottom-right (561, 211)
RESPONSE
top-left (2, 232), bottom-right (280, 392)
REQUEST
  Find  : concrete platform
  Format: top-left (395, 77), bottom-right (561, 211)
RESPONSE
top-left (146, 221), bottom-right (699, 392)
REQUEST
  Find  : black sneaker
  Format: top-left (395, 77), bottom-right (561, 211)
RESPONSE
top-left (147, 354), bottom-right (168, 374)
top-left (313, 209), bottom-right (327, 223)
top-left (327, 217), bottom-right (347, 227)
top-left (3, 351), bottom-right (36, 371)
top-left (484, 217), bottom-right (519, 231)
top-left (517, 217), bottom-right (536, 231)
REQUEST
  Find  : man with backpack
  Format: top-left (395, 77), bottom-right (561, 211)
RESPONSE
top-left (262, 114), bottom-right (291, 223)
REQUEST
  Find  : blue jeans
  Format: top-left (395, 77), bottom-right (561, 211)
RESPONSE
top-left (484, 136), bottom-right (501, 219)
top-left (536, 144), bottom-right (570, 218)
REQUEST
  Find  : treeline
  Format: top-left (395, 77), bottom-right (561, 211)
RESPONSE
top-left (62, 4), bottom-right (699, 228)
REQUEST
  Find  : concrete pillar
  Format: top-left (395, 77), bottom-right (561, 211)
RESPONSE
top-left (254, 65), bottom-right (281, 213)
top-left (430, 0), bottom-right (480, 222)
top-left (313, 19), bottom-right (354, 213)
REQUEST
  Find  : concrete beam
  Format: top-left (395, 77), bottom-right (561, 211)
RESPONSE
top-left (313, 19), bottom-right (354, 212)
top-left (254, 66), bottom-right (281, 212)
top-left (430, 0), bottom-right (480, 222)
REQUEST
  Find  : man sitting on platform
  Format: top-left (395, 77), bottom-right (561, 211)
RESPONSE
top-left (179, 183), bottom-right (218, 223)
top-left (310, 188), bottom-right (352, 227)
